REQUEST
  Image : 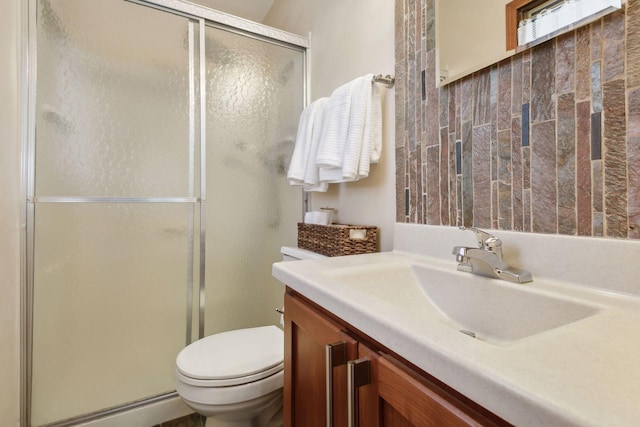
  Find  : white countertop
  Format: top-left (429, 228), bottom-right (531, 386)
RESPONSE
top-left (272, 224), bottom-right (640, 427)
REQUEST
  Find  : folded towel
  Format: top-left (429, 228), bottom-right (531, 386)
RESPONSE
top-left (354, 76), bottom-right (382, 179)
top-left (304, 210), bottom-right (330, 225)
top-left (287, 100), bottom-right (317, 185)
top-left (317, 76), bottom-right (367, 184)
top-left (287, 98), bottom-right (328, 190)
top-left (319, 74), bottom-right (382, 183)
top-left (367, 80), bottom-right (382, 165)
top-left (341, 75), bottom-right (370, 180)
top-left (302, 97), bottom-right (329, 192)
top-left (316, 82), bottom-right (353, 171)
top-left (289, 74), bottom-right (384, 192)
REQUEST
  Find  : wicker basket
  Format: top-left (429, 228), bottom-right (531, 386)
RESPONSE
top-left (297, 223), bottom-right (378, 257)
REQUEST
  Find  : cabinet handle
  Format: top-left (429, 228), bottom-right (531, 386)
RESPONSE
top-left (325, 342), bottom-right (347, 427)
top-left (347, 357), bottom-right (371, 427)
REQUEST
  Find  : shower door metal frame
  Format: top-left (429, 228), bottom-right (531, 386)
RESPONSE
top-left (20, 1), bottom-right (309, 425)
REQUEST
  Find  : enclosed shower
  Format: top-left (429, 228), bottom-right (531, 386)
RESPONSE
top-left (24, 0), bottom-right (306, 425)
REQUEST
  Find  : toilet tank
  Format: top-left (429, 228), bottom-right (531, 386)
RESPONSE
top-left (280, 246), bottom-right (327, 261)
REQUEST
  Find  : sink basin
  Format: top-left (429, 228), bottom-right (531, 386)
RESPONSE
top-left (319, 257), bottom-right (600, 345)
top-left (411, 264), bottom-right (600, 344)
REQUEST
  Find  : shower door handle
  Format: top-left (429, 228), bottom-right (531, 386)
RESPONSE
top-left (325, 341), bottom-right (347, 427)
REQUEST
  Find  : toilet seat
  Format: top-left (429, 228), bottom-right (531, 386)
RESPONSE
top-left (176, 362), bottom-right (284, 387)
top-left (176, 368), bottom-right (284, 406)
top-left (176, 325), bottom-right (284, 387)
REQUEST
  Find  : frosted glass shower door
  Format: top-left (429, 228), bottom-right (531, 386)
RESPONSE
top-left (31, 1), bottom-right (199, 425)
top-left (29, 1), bottom-right (306, 425)
top-left (203, 26), bottom-right (304, 335)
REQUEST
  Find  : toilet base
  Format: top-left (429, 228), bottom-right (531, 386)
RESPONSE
top-left (186, 389), bottom-right (282, 427)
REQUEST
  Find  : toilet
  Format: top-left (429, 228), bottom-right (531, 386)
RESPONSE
top-left (280, 245), bottom-right (327, 262)
top-left (174, 246), bottom-right (325, 427)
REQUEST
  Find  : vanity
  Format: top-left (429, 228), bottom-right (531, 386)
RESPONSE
top-left (282, 288), bottom-right (508, 426)
top-left (272, 224), bottom-right (640, 426)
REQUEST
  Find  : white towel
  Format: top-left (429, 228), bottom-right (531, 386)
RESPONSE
top-left (316, 82), bottom-right (353, 175)
top-left (367, 81), bottom-right (382, 165)
top-left (317, 75), bottom-right (383, 184)
top-left (288, 100), bottom-right (318, 185)
top-left (294, 75), bottom-right (383, 191)
top-left (341, 75), bottom-right (370, 180)
top-left (354, 76), bottom-right (382, 179)
top-left (303, 210), bottom-right (330, 225)
top-left (287, 98), bottom-right (327, 189)
top-left (302, 97), bottom-right (329, 192)
top-left (317, 76), bottom-right (366, 184)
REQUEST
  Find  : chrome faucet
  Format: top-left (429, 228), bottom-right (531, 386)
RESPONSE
top-left (452, 226), bottom-right (532, 283)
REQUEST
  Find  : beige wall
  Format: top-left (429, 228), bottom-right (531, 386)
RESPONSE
top-left (0, 0), bottom-right (22, 425)
top-left (264, 0), bottom-right (397, 251)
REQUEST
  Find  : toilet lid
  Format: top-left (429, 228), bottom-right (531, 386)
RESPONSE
top-left (176, 325), bottom-right (284, 381)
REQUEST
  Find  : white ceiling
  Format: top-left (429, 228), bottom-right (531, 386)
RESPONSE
top-left (190, 0), bottom-right (276, 23)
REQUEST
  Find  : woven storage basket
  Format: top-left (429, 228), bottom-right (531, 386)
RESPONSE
top-left (297, 223), bottom-right (378, 257)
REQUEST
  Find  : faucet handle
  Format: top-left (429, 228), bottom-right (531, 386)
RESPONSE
top-left (459, 226), bottom-right (500, 250)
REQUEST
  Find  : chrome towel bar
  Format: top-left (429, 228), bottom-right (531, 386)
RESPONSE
top-left (372, 74), bottom-right (395, 88)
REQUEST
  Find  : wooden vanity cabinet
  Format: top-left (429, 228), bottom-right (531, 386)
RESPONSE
top-left (284, 289), bottom-right (510, 427)
top-left (284, 290), bottom-right (357, 426)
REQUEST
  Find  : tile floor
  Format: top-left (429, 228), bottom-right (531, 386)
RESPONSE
top-left (152, 412), bottom-right (205, 427)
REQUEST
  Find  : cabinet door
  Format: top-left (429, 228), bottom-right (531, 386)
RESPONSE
top-left (358, 347), bottom-right (506, 427)
top-left (284, 291), bottom-right (357, 427)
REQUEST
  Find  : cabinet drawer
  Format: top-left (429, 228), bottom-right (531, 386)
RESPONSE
top-left (378, 354), bottom-right (502, 427)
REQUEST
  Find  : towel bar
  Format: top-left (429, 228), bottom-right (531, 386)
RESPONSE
top-left (372, 74), bottom-right (395, 88)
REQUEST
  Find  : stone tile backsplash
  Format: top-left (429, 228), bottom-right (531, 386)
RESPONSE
top-left (395, 0), bottom-right (640, 239)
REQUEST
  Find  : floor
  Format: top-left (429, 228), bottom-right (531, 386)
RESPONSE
top-left (152, 413), bottom-right (205, 427)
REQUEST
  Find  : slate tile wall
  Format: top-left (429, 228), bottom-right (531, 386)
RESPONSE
top-left (396, 0), bottom-right (640, 239)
